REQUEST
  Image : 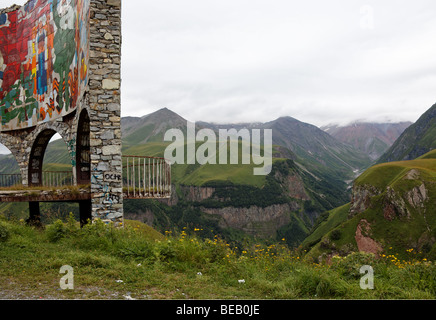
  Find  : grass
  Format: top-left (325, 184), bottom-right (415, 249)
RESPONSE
top-left (0, 216), bottom-right (434, 300)
top-left (302, 203), bottom-right (351, 248)
top-left (305, 150), bottom-right (436, 263)
top-left (355, 157), bottom-right (436, 189)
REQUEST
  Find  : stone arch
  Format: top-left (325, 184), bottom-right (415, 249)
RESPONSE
top-left (76, 108), bottom-right (91, 185)
top-left (0, 132), bottom-right (30, 186)
top-left (0, 134), bottom-right (23, 186)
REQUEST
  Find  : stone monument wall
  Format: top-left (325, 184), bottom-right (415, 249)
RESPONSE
top-left (0, 0), bottom-right (123, 225)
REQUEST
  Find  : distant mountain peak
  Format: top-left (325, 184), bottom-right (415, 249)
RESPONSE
top-left (144, 107), bottom-right (184, 119)
top-left (322, 121), bottom-right (412, 161)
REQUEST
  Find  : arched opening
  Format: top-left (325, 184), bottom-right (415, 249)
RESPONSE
top-left (40, 131), bottom-right (78, 224)
top-left (42, 133), bottom-right (74, 186)
top-left (76, 109), bottom-right (90, 185)
top-left (0, 141), bottom-right (25, 221)
top-left (0, 142), bottom-right (21, 188)
top-left (28, 129), bottom-right (58, 187)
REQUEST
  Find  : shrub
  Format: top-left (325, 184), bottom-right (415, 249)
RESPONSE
top-left (75, 220), bottom-right (117, 251)
top-left (294, 268), bottom-right (322, 297)
top-left (116, 240), bottom-right (155, 262)
top-left (331, 252), bottom-right (377, 280)
top-left (46, 220), bottom-right (67, 243)
top-left (329, 229), bottom-right (341, 241)
top-left (155, 240), bottom-right (176, 262)
top-left (0, 222), bottom-right (10, 243)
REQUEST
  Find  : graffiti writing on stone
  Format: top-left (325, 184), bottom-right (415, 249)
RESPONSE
top-left (104, 172), bottom-right (122, 182)
top-left (0, 0), bottom-right (89, 131)
top-left (91, 168), bottom-right (121, 207)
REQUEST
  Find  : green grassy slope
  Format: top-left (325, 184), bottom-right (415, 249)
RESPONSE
top-left (305, 150), bottom-right (436, 261)
top-left (378, 103), bottom-right (436, 163)
top-left (0, 217), bottom-right (434, 299)
top-left (302, 203), bottom-right (351, 248)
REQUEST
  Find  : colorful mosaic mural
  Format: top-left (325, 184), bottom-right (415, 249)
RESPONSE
top-left (0, 0), bottom-right (89, 131)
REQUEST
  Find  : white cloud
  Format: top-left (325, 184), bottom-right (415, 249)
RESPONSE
top-left (2, 0), bottom-right (436, 129)
top-left (120, 0), bottom-right (436, 126)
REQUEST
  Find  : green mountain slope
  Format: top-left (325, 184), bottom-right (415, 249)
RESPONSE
top-left (378, 103), bottom-right (436, 163)
top-left (262, 116), bottom-right (372, 179)
top-left (305, 149), bottom-right (436, 261)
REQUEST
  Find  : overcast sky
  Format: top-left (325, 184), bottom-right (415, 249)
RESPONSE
top-left (2, 0), bottom-right (436, 128)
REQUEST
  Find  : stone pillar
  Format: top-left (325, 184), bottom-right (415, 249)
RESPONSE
top-left (88, 0), bottom-right (123, 225)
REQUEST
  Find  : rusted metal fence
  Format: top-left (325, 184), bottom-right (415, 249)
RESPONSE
top-left (122, 155), bottom-right (171, 198)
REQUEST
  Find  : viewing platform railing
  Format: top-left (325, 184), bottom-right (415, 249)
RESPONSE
top-left (0, 156), bottom-right (172, 200)
top-left (0, 171), bottom-right (73, 188)
top-left (122, 155), bottom-right (171, 199)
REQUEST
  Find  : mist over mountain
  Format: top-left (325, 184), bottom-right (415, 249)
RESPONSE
top-left (322, 121), bottom-right (412, 161)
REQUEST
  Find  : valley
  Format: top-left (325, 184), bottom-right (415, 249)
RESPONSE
top-left (0, 105), bottom-right (420, 253)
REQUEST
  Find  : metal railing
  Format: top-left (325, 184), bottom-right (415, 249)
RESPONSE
top-left (0, 174), bottom-right (21, 188)
top-left (0, 171), bottom-right (74, 188)
top-left (42, 171), bottom-right (74, 187)
top-left (123, 155), bottom-right (171, 198)
top-left (0, 156), bottom-right (172, 199)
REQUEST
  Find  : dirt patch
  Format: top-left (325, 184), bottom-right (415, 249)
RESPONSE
top-left (355, 219), bottom-right (383, 256)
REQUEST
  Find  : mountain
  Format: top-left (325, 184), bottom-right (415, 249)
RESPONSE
top-left (120, 109), bottom-right (367, 245)
top-left (198, 116), bottom-right (373, 182)
top-left (122, 107), bottom-right (188, 146)
top-left (322, 121), bottom-right (412, 161)
top-left (377, 103), bottom-right (436, 163)
top-left (263, 117), bottom-right (372, 178)
top-left (304, 149), bottom-right (436, 261)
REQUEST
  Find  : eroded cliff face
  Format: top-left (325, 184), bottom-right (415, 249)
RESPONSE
top-left (175, 184), bottom-right (303, 237)
top-left (347, 169), bottom-right (433, 255)
top-left (179, 186), bottom-right (217, 202)
top-left (275, 171), bottom-right (310, 201)
top-left (355, 219), bottom-right (383, 255)
top-left (350, 170), bottom-right (430, 221)
top-left (168, 167), bottom-right (315, 237)
top-left (201, 203), bottom-right (300, 237)
top-left (349, 184), bottom-right (381, 217)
